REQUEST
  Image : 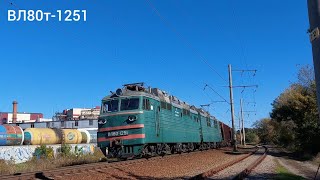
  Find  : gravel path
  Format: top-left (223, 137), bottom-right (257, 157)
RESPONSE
top-left (208, 147), bottom-right (265, 180)
top-left (61, 149), bottom-right (251, 180)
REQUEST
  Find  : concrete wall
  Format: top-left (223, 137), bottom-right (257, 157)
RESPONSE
top-left (0, 144), bottom-right (96, 164)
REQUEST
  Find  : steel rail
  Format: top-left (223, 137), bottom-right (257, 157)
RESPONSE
top-left (190, 146), bottom-right (262, 180)
top-left (233, 146), bottom-right (268, 180)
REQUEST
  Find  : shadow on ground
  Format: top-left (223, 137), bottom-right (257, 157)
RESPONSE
top-left (268, 146), bottom-right (315, 162)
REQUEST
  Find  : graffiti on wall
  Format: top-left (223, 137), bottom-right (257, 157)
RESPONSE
top-left (0, 144), bottom-right (96, 164)
top-left (78, 144), bottom-right (95, 154)
top-left (0, 146), bottom-right (35, 164)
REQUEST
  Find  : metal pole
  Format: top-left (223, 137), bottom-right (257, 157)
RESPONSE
top-left (228, 64), bottom-right (238, 152)
top-left (240, 98), bottom-right (246, 146)
top-left (307, 0), bottom-right (320, 123)
top-left (308, 1), bottom-right (320, 177)
top-left (239, 112), bottom-right (243, 145)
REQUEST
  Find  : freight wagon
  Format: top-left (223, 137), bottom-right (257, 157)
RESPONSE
top-left (219, 122), bottom-right (232, 146)
top-left (98, 83), bottom-right (232, 158)
top-left (0, 125), bottom-right (24, 146)
top-left (24, 128), bottom-right (83, 145)
top-left (0, 125), bottom-right (95, 146)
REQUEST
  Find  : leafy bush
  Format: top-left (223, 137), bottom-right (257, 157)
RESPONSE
top-left (33, 145), bottom-right (54, 159)
top-left (60, 144), bottom-right (72, 157)
top-left (245, 130), bottom-right (260, 144)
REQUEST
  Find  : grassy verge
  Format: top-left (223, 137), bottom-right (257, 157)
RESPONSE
top-left (0, 147), bottom-right (105, 175)
top-left (274, 159), bottom-right (305, 180)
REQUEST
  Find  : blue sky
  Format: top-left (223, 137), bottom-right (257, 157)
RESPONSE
top-left (0, 0), bottom-right (313, 128)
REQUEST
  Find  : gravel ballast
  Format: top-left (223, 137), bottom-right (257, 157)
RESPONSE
top-left (65, 149), bottom-right (252, 180)
top-left (245, 155), bottom-right (276, 179)
top-left (208, 147), bottom-right (265, 180)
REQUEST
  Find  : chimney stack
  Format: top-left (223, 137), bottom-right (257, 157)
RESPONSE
top-left (12, 101), bottom-right (18, 123)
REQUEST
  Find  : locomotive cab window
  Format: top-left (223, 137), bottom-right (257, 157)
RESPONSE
top-left (120, 98), bottom-right (140, 111)
top-left (143, 98), bottom-right (151, 110)
top-left (103, 99), bottom-right (119, 112)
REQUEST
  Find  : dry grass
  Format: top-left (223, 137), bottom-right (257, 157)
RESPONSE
top-left (274, 159), bottom-right (304, 180)
top-left (0, 148), bottom-right (105, 175)
top-left (0, 160), bottom-right (15, 175)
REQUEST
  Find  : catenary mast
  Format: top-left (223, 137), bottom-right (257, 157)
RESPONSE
top-left (307, 0), bottom-right (320, 122)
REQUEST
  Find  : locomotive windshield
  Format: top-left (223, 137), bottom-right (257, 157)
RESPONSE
top-left (103, 99), bottom-right (119, 112)
top-left (120, 98), bottom-right (140, 111)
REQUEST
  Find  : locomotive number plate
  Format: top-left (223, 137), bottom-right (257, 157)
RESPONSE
top-left (107, 130), bottom-right (129, 137)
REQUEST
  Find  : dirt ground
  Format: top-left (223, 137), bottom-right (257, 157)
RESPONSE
top-left (248, 146), bottom-right (320, 180)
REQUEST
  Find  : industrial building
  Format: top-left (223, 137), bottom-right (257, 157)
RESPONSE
top-left (15, 119), bottom-right (98, 130)
top-left (0, 101), bottom-right (44, 124)
top-left (0, 101), bottom-right (100, 131)
top-left (53, 107), bottom-right (100, 121)
top-left (0, 112), bottom-right (44, 124)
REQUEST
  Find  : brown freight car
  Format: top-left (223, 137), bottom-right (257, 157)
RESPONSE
top-left (219, 122), bottom-right (232, 146)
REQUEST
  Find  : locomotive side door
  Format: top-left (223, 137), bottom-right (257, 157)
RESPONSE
top-left (198, 113), bottom-right (203, 143)
top-left (155, 105), bottom-right (160, 137)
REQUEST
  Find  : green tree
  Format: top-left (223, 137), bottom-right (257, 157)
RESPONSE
top-left (253, 118), bottom-right (277, 144)
top-left (245, 129), bottom-right (260, 144)
top-left (269, 65), bottom-right (319, 153)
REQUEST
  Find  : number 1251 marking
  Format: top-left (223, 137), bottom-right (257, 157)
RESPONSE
top-left (57, 10), bottom-right (86, 22)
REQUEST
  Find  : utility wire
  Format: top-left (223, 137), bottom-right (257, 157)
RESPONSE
top-left (145, 0), bottom-right (228, 83)
top-left (192, 82), bottom-right (230, 124)
top-left (228, 0), bottom-right (259, 120)
top-left (144, 0), bottom-right (232, 120)
top-left (203, 83), bottom-right (229, 104)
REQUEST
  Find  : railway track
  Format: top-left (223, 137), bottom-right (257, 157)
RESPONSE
top-left (191, 146), bottom-right (268, 180)
top-left (0, 147), bottom-right (261, 180)
top-left (1, 148), bottom-right (224, 180)
top-left (234, 146), bottom-right (268, 180)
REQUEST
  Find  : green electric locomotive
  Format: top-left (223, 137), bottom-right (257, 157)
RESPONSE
top-left (97, 83), bottom-right (225, 158)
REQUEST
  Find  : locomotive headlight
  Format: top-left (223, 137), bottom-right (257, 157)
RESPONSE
top-left (128, 115), bottom-right (137, 122)
top-left (98, 119), bottom-right (107, 124)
